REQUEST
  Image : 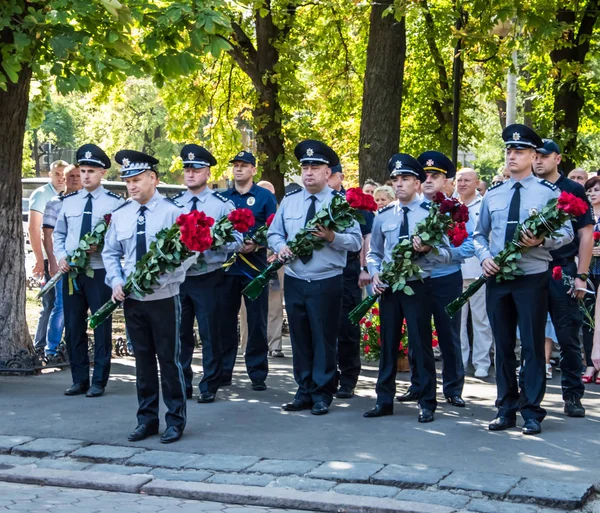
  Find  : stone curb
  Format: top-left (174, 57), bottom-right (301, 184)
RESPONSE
top-left (142, 479), bottom-right (460, 513)
top-left (0, 465), bottom-right (152, 493)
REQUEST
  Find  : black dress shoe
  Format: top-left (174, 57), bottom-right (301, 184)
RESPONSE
top-left (64, 382), bottom-right (89, 396)
top-left (446, 395), bottom-right (466, 407)
top-left (488, 417), bottom-right (517, 431)
top-left (128, 424), bottom-right (159, 442)
top-left (364, 404), bottom-right (393, 418)
top-left (282, 400), bottom-right (312, 412)
top-left (522, 419), bottom-right (542, 435)
top-left (311, 401), bottom-right (329, 415)
top-left (418, 408), bottom-right (434, 423)
top-left (197, 392), bottom-right (216, 403)
top-left (251, 380), bottom-right (267, 391)
top-left (396, 389), bottom-right (419, 402)
top-left (160, 426), bottom-right (183, 444)
top-left (86, 384), bottom-right (105, 398)
top-left (564, 397), bottom-right (585, 418)
top-left (336, 387), bottom-right (354, 399)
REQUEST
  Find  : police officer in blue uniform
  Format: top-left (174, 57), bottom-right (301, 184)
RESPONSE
top-left (534, 138), bottom-right (593, 418)
top-left (268, 140), bottom-right (362, 415)
top-left (396, 151), bottom-right (474, 407)
top-left (103, 150), bottom-right (189, 443)
top-left (172, 144), bottom-right (243, 404)
top-left (475, 124), bottom-right (573, 435)
top-left (54, 144), bottom-right (124, 397)
top-left (221, 151), bottom-right (278, 391)
top-left (364, 154), bottom-right (452, 423)
top-left (327, 163), bottom-right (375, 399)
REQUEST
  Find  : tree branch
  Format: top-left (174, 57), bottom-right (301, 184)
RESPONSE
top-left (575, 0), bottom-right (600, 62)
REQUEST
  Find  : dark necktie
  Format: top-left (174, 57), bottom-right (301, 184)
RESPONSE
top-left (400, 206), bottom-right (409, 239)
top-left (136, 206), bottom-right (148, 262)
top-left (190, 196), bottom-right (199, 211)
top-left (300, 195), bottom-right (318, 264)
top-left (505, 182), bottom-right (522, 244)
top-left (80, 193), bottom-right (93, 238)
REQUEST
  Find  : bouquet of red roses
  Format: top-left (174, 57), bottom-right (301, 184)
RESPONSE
top-left (446, 191), bottom-right (588, 318)
top-left (88, 208), bottom-right (254, 329)
top-left (349, 193), bottom-right (469, 324)
top-left (242, 188), bottom-right (377, 301)
top-left (37, 214), bottom-right (113, 298)
top-left (223, 213), bottom-right (275, 271)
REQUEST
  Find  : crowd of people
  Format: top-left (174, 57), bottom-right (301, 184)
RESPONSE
top-left (27, 122), bottom-right (600, 443)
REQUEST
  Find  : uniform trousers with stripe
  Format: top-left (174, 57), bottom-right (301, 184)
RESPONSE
top-left (124, 295), bottom-right (186, 430)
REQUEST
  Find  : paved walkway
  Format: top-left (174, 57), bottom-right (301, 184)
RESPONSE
top-left (0, 481), bottom-right (312, 513)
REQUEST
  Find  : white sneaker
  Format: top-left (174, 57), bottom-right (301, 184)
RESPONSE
top-left (474, 368), bottom-right (489, 378)
top-left (546, 364), bottom-right (553, 379)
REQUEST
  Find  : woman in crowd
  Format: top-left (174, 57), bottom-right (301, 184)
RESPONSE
top-left (582, 177), bottom-right (600, 383)
top-left (373, 185), bottom-right (395, 210)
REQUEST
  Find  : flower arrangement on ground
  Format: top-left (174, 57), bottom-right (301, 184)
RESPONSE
top-left (88, 209), bottom-right (254, 329)
top-left (37, 214), bottom-right (112, 298)
top-left (349, 193), bottom-right (469, 324)
top-left (446, 190), bottom-right (589, 318)
top-left (242, 188), bottom-right (377, 300)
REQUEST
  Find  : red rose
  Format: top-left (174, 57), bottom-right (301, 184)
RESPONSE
top-left (552, 266), bottom-right (563, 281)
top-left (228, 208), bottom-right (256, 233)
top-left (365, 320), bottom-right (373, 328)
top-left (448, 223), bottom-right (468, 247)
top-left (432, 192), bottom-right (446, 204)
top-left (399, 342), bottom-right (404, 351)
top-left (359, 317), bottom-right (366, 325)
top-left (266, 214), bottom-right (275, 227)
top-left (376, 325), bottom-right (380, 333)
top-left (346, 187), bottom-right (378, 212)
top-left (557, 191), bottom-right (589, 217)
top-left (364, 345), bottom-right (371, 354)
top-left (452, 204), bottom-right (470, 223)
top-left (363, 334), bottom-right (369, 341)
top-left (372, 307), bottom-right (379, 315)
top-left (594, 232), bottom-right (600, 242)
top-left (178, 211), bottom-right (215, 252)
top-left (103, 214), bottom-right (112, 224)
top-left (432, 338), bottom-right (439, 348)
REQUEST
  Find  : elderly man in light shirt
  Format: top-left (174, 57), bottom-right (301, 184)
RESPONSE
top-left (456, 168), bottom-right (494, 378)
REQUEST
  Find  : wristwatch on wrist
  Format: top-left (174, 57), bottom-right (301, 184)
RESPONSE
top-left (362, 266), bottom-right (368, 272)
top-left (576, 273), bottom-right (589, 281)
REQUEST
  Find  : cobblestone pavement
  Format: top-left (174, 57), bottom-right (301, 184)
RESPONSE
top-left (0, 481), bottom-right (314, 513)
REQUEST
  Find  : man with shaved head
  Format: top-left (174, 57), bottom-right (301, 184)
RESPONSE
top-left (568, 168), bottom-right (588, 186)
top-left (456, 168), bottom-right (493, 378)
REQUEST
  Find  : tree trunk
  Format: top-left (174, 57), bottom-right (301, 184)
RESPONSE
top-left (358, 3), bottom-right (406, 185)
top-left (0, 66), bottom-right (34, 363)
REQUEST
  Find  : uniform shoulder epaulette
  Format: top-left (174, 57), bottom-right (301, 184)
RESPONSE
top-left (61, 190), bottom-right (79, 201)
top-left (538, 178), bottom-right (558, 191)
top-left (285, 188), bottom-right (302, 197)
top-left (113, 199), bottom-right (132, 212)
top-left (488, 181), bottom-right (506, 192)
top-left (165, 197), bottom-right (184, 208)
top-left (378, 204), bottom-right (394, 214)
top-left (420, 201), bottom-right (431, 210)
top-left (171, 191), bottom-right (185, 200)
top-left (212, 191), bottom-right (229, 203)
top-left (106, 190), bottom-right (123, 199)
top-left (332, 189), bottom-right (344, 197)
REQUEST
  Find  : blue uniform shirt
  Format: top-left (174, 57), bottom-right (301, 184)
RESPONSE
top-left (367, 197), bottom-right (452, 280)
top-left (267, 186), bottom-right (363, 281)
top-left (54, 186), bottom-right (125, 269)
top-left (221, 183), bottom-right (278, 277)
top-left (102, 190), bottom-right (189, 301)
top-left (172, 188), bottom-right (243, 276)
top-left (474, 174), bottom-right (574, 275)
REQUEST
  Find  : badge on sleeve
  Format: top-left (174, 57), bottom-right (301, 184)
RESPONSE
top-left (247, 197), bottom-right (256, 206)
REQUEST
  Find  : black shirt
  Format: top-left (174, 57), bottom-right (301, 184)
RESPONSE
top-left (551, 174), bottom-right (594, 262)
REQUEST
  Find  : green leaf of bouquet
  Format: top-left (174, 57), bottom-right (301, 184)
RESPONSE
top-left (404, 285), bottom-right (414, 296)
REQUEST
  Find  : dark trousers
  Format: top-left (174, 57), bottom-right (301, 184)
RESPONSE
top-left (581, 274), bottom-right (600, 367)
top-left (34, 260), bottom-right (55, 350)
top-left (284, 274), bottom-right (343, 405)
top-left (124, 295), bottom-right (186, 430)
top-left (221, 273), bottom-right (269, 382)
top-left (337, 258), bottom-right (362, 389)
top-left (180, 270), bottom-right (224, 395)
top-left (377, 279), bottom-right (437, 410)
top-left (62, 269), bottom-right (112, 387)
top-left (548, 261), bottom-right (585, 400)
top-left (486, 272), bottom-right (548, 423)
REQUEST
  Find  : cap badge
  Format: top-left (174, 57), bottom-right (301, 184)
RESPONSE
top-left (306, 148), bottom-right (314, 157)
top-left (122, 158), bottom-right (130, 167)
top-left (238, 151), bottom-right (245, 157)
top-left (395, 160), bottom-right (402, 170)
top-left (188, 152), bottom-right (195, 161)
top-left (512, 132), bottom-right (521, 141)
top-left (247, 197), bottom-right (256, 206)
top-left (84, 151), bottom-right (92, 159)
top-left (426, 159), bottom-right (435, 167)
